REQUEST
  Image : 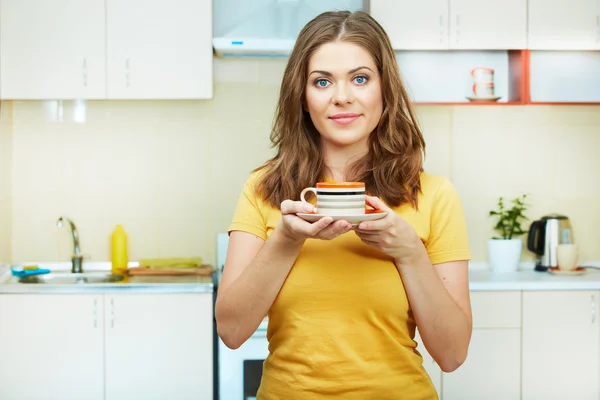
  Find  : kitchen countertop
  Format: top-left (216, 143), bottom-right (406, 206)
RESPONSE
top-left (0, 262), bottom-right (214, 294)
top-left (469, 267), bottom-right (600, 291)
top-left (2, 262), bottom-right (600, 294)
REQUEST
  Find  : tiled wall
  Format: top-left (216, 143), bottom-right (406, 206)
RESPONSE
top-left (3, 59), bottom-right (600, 266)
top-left (0, 102), bottom-right (13, 263)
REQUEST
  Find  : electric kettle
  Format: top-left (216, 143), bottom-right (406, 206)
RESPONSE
top-left (526, 214), bottom-right (573, 271)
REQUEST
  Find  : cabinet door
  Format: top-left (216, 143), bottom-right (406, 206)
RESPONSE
top-left (443, 329), bottom-right (521, 400)
top-left (106, 0), bottom-right (213, 99)
top-left (528, 0), bottom-right (600, 50)
top-left (0, 0), bottom-right (106, 99)
top-left (415, 329), bottom-right (442, 395)
top-left (105, 294), bottom-right (213, 400)
top-left (443, 291), bottom-right (521, 400)
top-left (370, 0), bottom-right (449, 50)
top-left (0, 294), bottom-right (104, 400)
top-left (449, 0), bottom-right (527, 49)
top-left (523, 291), bottom-right (600, 400)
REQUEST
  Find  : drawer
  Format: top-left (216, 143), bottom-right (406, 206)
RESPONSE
top-left (471, 291), bottom-right (521, 329)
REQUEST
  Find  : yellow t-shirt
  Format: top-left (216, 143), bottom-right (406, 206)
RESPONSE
top-left (228, 171), bottom-right (471, 400)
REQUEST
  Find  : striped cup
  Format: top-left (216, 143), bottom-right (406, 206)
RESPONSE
top-left (300, 182), bottom-right (366, 215)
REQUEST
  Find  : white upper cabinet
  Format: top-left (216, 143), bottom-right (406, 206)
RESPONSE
top-left (0, 0), bottom-right (106, 99)
top-left (528, 0), bottom-right (600, 50)
top-left (370, 0), bottom-right (527, 50)
top-left (370, 0), bottom-right (449, 50)
top-left (106, 0), bottom-right (213, 99)
top-left (449, 0), bottom-right (527, 49)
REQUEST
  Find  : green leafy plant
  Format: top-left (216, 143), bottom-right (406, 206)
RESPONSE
top-left (489, 194), bottom-right (530, 240)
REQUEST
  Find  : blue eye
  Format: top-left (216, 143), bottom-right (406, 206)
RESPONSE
top-left (315, 78), bottom-right (330, 88)
top-left (354, 75), bottom-right (368, 84)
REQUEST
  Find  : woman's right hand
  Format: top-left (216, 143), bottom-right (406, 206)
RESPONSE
top-left (277, 200), bottom-right (353, 242)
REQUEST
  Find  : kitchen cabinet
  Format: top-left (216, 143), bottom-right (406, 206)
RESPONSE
top-left (522, 291), bottom-right (600, 399)
top-left (449, 0), bottom-right (527, 49)
top-left (443, 291), bottom-right (521, 400)
top-left (0, 293), bottom-right (213, 400)
top-left (105, 294), bottom-right (213, 400)
top-left (528, 0), bottom-right (600, 50)
top-left (370, 0), bottom-right (527, 50)
top-left (106, 0), bottom-right (213, 99)
top-left (0, 294), bottom-right (105, 400)
top-left (415, 329), bottom-right (442, 395)
top-left (369, 0), bottom-right (449, 50)
top-left (0, 0), bottom-right (106, 99)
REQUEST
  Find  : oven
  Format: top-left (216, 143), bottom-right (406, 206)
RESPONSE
top-left (215, 233), bottom-right (269, 400)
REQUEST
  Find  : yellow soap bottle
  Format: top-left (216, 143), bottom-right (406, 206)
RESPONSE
top-left (111, 225), bottom-right (128, 275)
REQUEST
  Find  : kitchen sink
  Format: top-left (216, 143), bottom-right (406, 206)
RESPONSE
top-left (18, 272), bottom-right (125, 284)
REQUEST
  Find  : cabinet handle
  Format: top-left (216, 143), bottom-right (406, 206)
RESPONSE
top-left (82, 57), bottom-right (88, 87)
top-left (455, 13), bottom-right (460, 45)
top-left (110, 297), bottom-right (115, 328)
top-left (592, 295), bottom-right (597, 324)
top-left (125, 58), bottom-right (131, 88)
top-left (93, 298), bottom-right (97, 328)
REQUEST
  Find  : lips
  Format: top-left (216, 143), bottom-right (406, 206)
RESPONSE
top-left (329, 113), bottom-right (361, 126)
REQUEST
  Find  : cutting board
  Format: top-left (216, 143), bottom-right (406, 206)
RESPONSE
top-left (127, 265), bottom-right (215, 276)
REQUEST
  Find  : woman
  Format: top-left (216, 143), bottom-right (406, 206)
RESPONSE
top-left (216, 10), bottom-right (472, 400)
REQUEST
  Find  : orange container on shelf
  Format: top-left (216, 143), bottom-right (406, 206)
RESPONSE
top-left (111, 224), bottom-right (128, 275)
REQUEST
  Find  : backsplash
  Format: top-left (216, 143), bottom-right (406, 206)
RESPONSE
top-left (0, 102), bottom-right (12, 262)
top-left (0, 59), bottom-right (599, 266)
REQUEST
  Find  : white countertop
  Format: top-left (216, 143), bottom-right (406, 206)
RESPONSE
top-left (0, 262), bottom-right (214, 294)
top-left (469, 267), bottom-right (600, 291)
top-left (2, 261), bottom-right (600, 293)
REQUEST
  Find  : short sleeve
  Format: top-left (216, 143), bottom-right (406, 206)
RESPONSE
top-left (228, 173), bottom-right (269, 240)
top-left (425, 178), bottom-right (472, 264)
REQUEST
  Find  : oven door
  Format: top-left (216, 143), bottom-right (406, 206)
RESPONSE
top-left (218, 319), bottom-right (269, 400)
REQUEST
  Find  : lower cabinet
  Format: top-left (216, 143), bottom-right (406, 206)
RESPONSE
top-left (443, 291), bottom-right (522, 400)
top-left (0, 294), bottom-right (105, 400)
top-left (0, 293), bottom-right (213, 400)
top-left (105, 294), bottom-right (213, 400)
top-left (522, 290), bottom-right (600, 400)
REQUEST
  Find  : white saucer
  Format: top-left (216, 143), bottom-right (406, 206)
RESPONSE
top-left (466, 95), bottom-right (501, 102)
top-left (548, 267), bottom-right (586, 276)
top-left (296, 210), bottom-right (388, 225)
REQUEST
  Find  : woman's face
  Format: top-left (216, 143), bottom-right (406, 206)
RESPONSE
top-left (305, 41), bottom-right (383, 151)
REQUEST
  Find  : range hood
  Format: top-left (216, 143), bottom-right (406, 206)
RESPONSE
top-left (213, 0), bottom-right (365, 58)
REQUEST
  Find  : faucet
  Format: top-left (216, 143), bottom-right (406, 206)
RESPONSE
top-left (57, 217), bottom-right (84, 273)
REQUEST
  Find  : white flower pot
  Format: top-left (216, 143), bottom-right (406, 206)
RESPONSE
top-left (487, 238), bottom-right (522, 273)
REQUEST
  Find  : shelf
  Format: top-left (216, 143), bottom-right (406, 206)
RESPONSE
top-left (407, 50), bottom-right (600, 106)
top-left (398, 50), bottom-right (527, 105)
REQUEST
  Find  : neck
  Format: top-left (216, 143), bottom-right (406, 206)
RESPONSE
top-left (321, 139), bottom-right (368, 182)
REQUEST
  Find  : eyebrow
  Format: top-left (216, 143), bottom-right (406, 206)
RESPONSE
top-left (308, 66), bottom-right (374, 77)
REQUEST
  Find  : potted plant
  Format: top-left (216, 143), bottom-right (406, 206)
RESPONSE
top-left (488, 194), bottom-right (530, 273)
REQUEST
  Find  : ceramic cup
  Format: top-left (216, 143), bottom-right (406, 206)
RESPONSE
top-left (300, 182), bottom-right (366, 215)
top-left (472, 82), bottom-right (495, 97)
top-left (471, 67), bottom-right (494, 83)
top-left (557, 243), bottom-right (579, 271)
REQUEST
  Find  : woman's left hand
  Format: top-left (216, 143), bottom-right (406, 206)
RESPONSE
top-left (354, 195), bottom-right (424, 265)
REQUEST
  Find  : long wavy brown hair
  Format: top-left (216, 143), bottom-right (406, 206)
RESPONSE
top-left (255, 10), bottom-right (426, 209)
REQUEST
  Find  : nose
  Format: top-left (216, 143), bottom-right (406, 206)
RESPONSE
top-left (331, 82), bottom-right (353, 105)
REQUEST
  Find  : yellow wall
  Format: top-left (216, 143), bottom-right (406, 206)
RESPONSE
top-left (3, 59), bottom-right (600, 266)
